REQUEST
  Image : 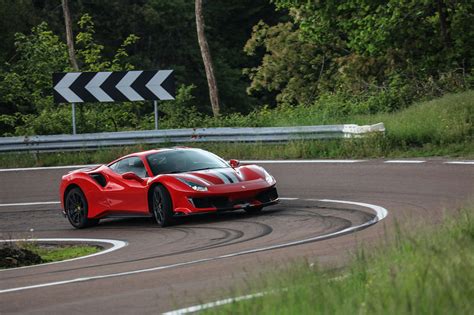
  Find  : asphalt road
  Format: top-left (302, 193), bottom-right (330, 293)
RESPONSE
top-left (0, 159), bottom-right (473, 314)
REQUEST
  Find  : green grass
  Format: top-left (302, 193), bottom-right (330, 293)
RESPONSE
top-left (204, 208), bottom-right (474, 314)
top-left (0, 91), bottom-right (472, 168)
top-left (21, 243), bottom-right (100, 263)
top-left (353, 91), bottom-right (473, 147)
top-left (202, 90), bottom-right (473, 141)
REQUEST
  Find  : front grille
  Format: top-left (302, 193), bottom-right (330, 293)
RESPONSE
top-left (192, 188), bottom-right (277, 210)
top-left (192, 196), bottom-right (230, 209)
top-left (256, 187), bottom-right (278, 203)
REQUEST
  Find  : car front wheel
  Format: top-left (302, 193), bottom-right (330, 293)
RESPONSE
top-left (152, 185), bottom-right (175, 227)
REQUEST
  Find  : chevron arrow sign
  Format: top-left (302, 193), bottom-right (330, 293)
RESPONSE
top-left (52, 70), bottom-right (175, 103)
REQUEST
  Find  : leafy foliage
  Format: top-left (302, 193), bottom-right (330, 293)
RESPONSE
top-left (0, 1), bottom-right (472, 137)
top-left (244, 21), bottom-right (324, 106)
top-left (0, 22), bottom-right (68, 134)
top-left (244, 0), bottom-right (473, 112)
top-left (0, 15), bottom-right (188, 136)
top-left (0, 1), bottom-right (282, 136)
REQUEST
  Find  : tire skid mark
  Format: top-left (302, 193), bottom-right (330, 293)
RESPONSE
top-left (0, 199), bottom-right (388, 294)
top-left (2, 210), bottom-right (360, 283)
top-left (182, 221), bottom-right (273, 253)
top-left (2, 205), bottom-right (362, 279)
top-left (1, 225), bottom-right (256, 280)
top-left (0, 199), bottom-right (386, 293)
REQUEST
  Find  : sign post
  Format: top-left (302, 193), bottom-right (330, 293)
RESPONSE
top-left (53, 70), bottom-right (175, 134)
top-left (71, 103), bottom-right (76, 135)
top-left (154, 100), bottom-right (159, 130)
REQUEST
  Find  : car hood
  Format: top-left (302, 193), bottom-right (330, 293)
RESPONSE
top-left (172, 166), bottom-right (263, 186)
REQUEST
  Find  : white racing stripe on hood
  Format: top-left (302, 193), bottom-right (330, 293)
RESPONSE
top-left (210, 170), bottom-right (232, 184)
top-left (221, 169), bottom-right (240, 183)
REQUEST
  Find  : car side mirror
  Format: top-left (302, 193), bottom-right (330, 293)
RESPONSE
top-left (122, 172), bottom-right (144, 183)
top-left (229, 159), bottom-right (240, 168)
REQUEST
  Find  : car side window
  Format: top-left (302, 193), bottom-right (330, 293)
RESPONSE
top-left (109, 157), bottom-right (149, 178)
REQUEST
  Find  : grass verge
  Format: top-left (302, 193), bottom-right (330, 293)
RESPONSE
top-left (26, 243), bottom-right (100, 263)
top-left (0, 242), bottom-right (100, 268)
top-left (204, 208), bottom-right (474, 314)
top-left (0, 91), bottom-right (472, 168)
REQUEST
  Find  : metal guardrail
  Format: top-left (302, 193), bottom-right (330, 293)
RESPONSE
top-left (0, 123), bottom-right (385, 153)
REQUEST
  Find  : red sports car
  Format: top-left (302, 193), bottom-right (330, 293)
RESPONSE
top-left (60, 147), bottom-right (279, 228)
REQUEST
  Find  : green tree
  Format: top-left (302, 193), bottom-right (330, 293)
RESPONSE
top-left (1, 1), bottom-right (282, 117)
top-left (0, 16), bottom-right (140, 136)
top-left (0, 0), bottom-right (39, 68)
top-left (244, 21), bottom-right (325, 106)
top-left (271, 0), bottom-right (473, 89)
top-left (242, 0), bottom-right (471, 112)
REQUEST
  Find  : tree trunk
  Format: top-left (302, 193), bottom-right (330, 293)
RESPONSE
top-left (195, 0), bottom-right (220, 116)
top-left (62, 0), bottom-right (79, 71)
top-left (436, 0), bottom-right (451, 49)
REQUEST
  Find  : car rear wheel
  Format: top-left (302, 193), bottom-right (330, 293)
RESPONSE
top-left (244, 205), bottom-right (263, 214)
top-left (152, 185), bottom-right (175, 227)
top-left (65, 187), bottom-right (99, 229)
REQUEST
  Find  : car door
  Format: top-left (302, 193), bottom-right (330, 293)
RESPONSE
top-left (105, 156), bottom-right (149, 214)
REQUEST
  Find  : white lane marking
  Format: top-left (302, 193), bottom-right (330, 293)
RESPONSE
top-left (0, 165), bottom-right (98, 172)
top-left (243, 160), bottom-right (364, 164)
top-left (0, 238), bottom-right (127, 272)
top-left (0, 161), bottom-right (358, 173)
top-left (163, 198), bottom-right (388, 315)
top-left (167, 259), bottom-right (352, 315)
top-left (279, 197), bottom-right (299, 200)
top-left (0, 201), bottom-right (60, 207)
top-left (0, 199), bottom-right (388, 294)
top-left (163, 292), bottom-right (269, 315)
top-left (318, 199), bottom-right (387, 221)
top-left (0, 159), bottom-right (472, 173)
top-left (384, 160), bottom-right (426, 164)
top-left (444, 161), bottom-right (474, 165)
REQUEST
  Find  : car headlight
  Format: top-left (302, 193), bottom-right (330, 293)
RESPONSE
top-left (178, 178), bottom-right (208, 191)
top-left (263, 169), bottom-right (275, 185)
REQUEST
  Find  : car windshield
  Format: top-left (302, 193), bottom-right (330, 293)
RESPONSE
top-left (146, 149), bottom-right (229, 176)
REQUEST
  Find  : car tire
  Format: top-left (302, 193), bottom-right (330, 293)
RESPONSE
top-left (244, 205), bottom-right (263, 214)
top-left (152, 185), bottom-right (175, 227)
top-left (65, 187), bottom-right (99, 229)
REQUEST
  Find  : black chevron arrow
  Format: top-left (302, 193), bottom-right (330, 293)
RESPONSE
top-left (52, 73), bottom-right (68, 103)
top-left (160, 71), bottom-right (175, 99)
top-left (69, 72), bottom-right (97, 102)
top-left (100, 72), bottom-right (129, 102)
top-left (130, 71), bottom-right (157, 100)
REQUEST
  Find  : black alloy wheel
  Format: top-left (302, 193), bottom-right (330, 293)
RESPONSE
top-left (152, 185), bottom-right (175, 227)
top-left (65, 187), bottom-right (99, 228)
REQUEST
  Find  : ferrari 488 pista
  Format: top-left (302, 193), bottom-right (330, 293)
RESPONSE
top-left (60, 147), bottom-right (279, 228)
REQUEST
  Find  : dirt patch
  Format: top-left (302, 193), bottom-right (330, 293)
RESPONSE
top-left (0, 243), bottom-right (43, 268)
